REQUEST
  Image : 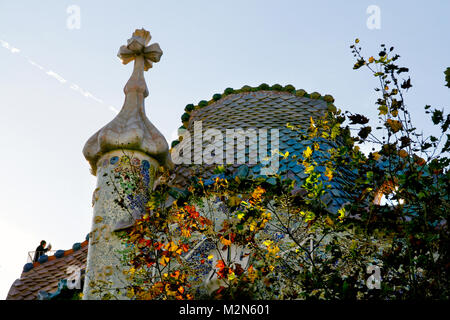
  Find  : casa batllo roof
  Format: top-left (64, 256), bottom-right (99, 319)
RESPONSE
top-left (7, 84), bottom-right (350, 300)
top-left (171, 84), bottom-right (355, 214)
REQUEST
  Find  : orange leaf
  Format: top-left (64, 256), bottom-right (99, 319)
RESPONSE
top-left (398, 149), bottom-right (408, 158)
top-left (216, 260), bottom-right (225, 269)
top-left (386, 119), bottom-right (402, 133)
top-left (220, 237), bottom-right (232, 246)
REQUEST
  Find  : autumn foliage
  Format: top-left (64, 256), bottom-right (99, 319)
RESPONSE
top-left (111, 40), bottom-right (449, 300)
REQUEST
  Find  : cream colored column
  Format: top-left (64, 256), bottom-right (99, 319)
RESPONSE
top-left (83, 150), bottom-right (158, 299)
top-left (82, 29), bottom-right (172, 300)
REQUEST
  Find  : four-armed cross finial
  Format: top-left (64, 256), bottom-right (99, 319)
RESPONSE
top-left (83, 28), bottom-right (171, 176)
top-left (117, 28), bottom-right (163, 97)
top-left (117, 28), bottom-right (163, 71)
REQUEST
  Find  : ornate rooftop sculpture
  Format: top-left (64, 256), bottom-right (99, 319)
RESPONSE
top-left (83, 28), bottom-right (172, 175)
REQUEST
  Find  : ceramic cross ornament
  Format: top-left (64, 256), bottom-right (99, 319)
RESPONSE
top-left (117, 29), bottom-right (163, 99)
top-left (118, 28), bottom-right (163, 71)
top-left (83, 28), bottom-right (172, 175)
top-left (82, 28), bottom-right (171, 300)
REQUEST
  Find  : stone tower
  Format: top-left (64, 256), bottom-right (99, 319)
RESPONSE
top-left (82, 29), bottom-right (172, 299)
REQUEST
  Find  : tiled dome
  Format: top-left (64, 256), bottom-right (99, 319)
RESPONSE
top-left (170, 86), bottom-right (355, 214)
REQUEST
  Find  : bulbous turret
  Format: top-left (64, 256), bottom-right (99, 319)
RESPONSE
top-left (83, 28), bottom-right (172, 175)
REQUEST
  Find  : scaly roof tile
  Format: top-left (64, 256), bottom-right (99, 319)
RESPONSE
top-left (6, 239), bottom-right (88, 300)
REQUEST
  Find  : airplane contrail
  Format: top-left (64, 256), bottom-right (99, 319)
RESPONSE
top-left (0, 38), bottom-right (119, 115)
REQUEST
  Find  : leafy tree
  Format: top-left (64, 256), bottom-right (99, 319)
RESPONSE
top-left (105, 40), bottom-right (449, 300)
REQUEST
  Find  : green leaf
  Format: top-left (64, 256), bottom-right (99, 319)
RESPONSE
top-left (331, 124), bottom-right (340, 139)
top-left (378, 105), bottom-right (388, 115)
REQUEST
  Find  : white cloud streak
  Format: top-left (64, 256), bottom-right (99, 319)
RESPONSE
top-left (1, 38), bottom-right (119, 115)
top-left (27, 58), bottom-right (44, 70)
top-left (70, 83), bottom-right (104, 103)
top-left (46, 70), bottom-right (67, 83)
top-left (0, 39), bottom-right (20, 53)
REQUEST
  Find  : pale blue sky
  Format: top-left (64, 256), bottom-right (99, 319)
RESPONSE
top-left (0, 0), bottom-right (449, 298)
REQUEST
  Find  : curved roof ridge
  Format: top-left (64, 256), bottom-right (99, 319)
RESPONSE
top-left (171, 83), bottom-right (337, 148)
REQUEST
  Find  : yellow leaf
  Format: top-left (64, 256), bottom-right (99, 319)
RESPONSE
top-left (338, 207), bottom-right (346, 221)
top-left (313, 142), bottom-right (319, 151)
top-left (126, 288), bottom-right (135, 298)
top-left (303, 146), bottom-right (313, 159)
top-left (169, 242), bottom-right (179, 252)
top-left (160, 256), bottom-right (170, 266)
top-left (263, 240), bottom-right (273, 247)
top-left (368, 56), bottom-right (375, 63)
top-left (304, 164), bottom-right (314, 174)
top-left (146, 200), bottom-right (156, 210)
top-left (378, 105), bottom-right (388, 115)
top-left (304, 211), bottom-right (315, 222)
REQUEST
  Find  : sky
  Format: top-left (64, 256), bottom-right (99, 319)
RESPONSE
top-left (0, 0), bottom-right (449, 299)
